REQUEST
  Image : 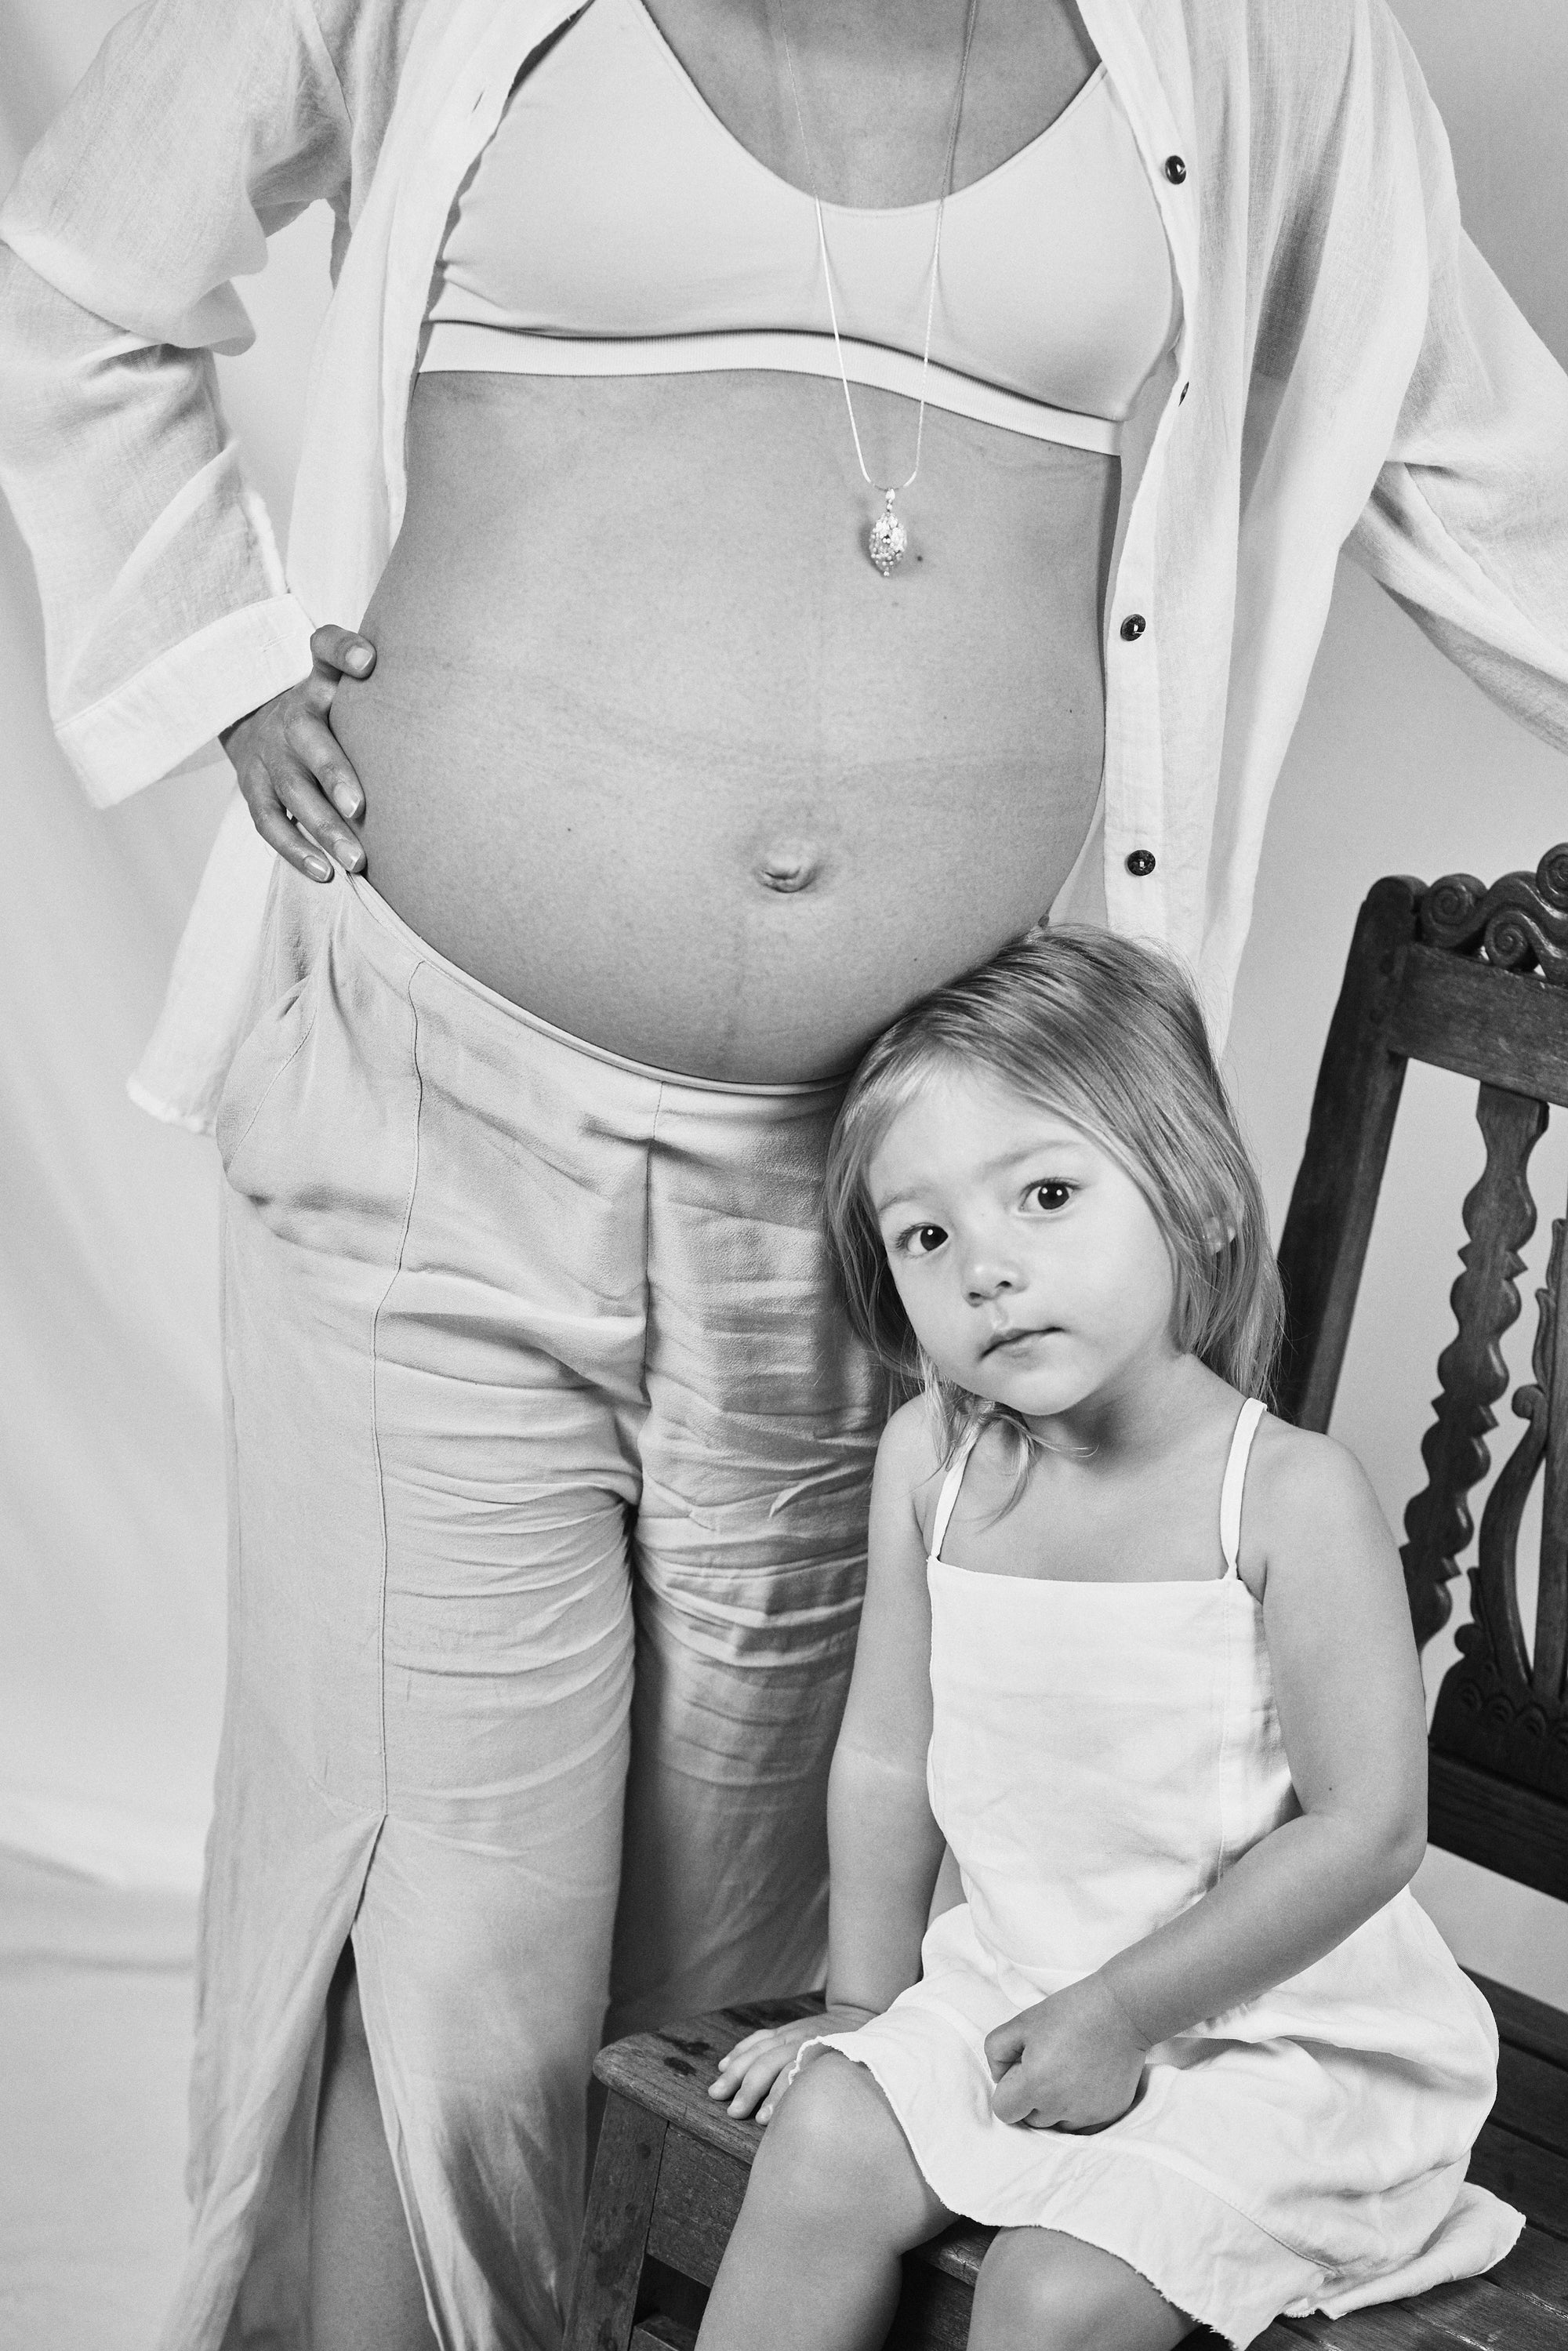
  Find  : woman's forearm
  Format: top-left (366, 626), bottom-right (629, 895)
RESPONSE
top-left (1100, 1805), bottom-right (1426, 2048)
top-left (823, 1740), bottom-right (946, 2016)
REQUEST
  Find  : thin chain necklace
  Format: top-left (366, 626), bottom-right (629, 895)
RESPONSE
top-left (775, 0), bottom-right (982, 576)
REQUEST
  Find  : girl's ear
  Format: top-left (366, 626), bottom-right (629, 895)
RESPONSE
top-left (1203, 1217), bottom-right (1238, 1254)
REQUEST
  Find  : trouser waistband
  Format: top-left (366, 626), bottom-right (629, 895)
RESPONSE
top-left (339, 872), bottom-right (846, 1101)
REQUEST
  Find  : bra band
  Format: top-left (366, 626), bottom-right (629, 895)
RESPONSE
top-left (418, 0), bottom-right (1178, 446)
top-left (1219, 1399), bottom-right (1268, 1580)
top-left (419, 325), bottom-right (1124, 454)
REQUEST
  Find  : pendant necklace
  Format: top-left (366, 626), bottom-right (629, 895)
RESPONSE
top-left (775, 0), bottom-right (982, 576)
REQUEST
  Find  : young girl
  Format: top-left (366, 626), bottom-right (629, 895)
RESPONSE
top-left (695, 930), bottom-right (1523, 2351)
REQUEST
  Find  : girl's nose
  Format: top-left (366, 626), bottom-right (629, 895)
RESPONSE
top-left (964, 1258), bottom-right (1019, 1304)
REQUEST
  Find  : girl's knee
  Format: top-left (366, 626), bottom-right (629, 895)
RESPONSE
top-left (971, 2229), bottom-right (1189, 2351)
top-left (753, 2055), bottom-right (905, 2212)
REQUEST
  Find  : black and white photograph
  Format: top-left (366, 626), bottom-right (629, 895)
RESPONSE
top-left (1, 2), bottom-right (1566, 2348)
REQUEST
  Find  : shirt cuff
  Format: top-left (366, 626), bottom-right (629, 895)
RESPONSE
top-left (57, 594), bottom-right (317, 809)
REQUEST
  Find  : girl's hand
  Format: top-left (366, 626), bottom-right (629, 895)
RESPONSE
top-left (985, 1973), bottom-right (1148, 2132)
top-left (706, 2005), bottom-right (879, 2124)
top-left (220, 625), bottom-right (376, 882)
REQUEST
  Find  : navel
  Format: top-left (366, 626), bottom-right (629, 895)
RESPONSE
top-left (756, 840), bottom-right (822, 895)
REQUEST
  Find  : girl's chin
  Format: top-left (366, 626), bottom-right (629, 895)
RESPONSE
top-left (959, 1358), bottom-right (1091, 1418)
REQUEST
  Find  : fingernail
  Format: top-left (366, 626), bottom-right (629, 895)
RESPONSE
top-left (333, 789), bottom-right (360, 818)
top-left (307, 856), bottom-right (331, 880)
top-left (348, 644), bottom-right (372, 672)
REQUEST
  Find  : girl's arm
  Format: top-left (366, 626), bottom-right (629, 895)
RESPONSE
top-left (988, 1425), bottom-right (1430, 2129)
top-left (710, 1400), bottom-right (946, 2119)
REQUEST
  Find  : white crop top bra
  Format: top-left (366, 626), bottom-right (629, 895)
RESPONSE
top-left (421, 0), bottom-right (1179, 452)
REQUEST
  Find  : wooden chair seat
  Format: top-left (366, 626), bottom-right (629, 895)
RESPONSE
top-left (566, 1983), bottom-right (1567, 2351)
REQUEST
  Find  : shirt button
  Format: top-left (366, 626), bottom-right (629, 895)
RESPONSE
top-left (1126, 849), bottom-right (1157, 877)
top-left (1180, 381), bottom-right (1190, 403)
top-left (1119, 614), bottom-right (1147, 641)
top-left (1164, 154), bottom-right (1187, 183)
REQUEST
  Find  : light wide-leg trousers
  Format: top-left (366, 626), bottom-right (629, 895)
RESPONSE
top-left (168, 869), bottom-right (884, 2351)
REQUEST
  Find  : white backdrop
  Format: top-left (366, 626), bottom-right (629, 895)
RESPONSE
top-left (2, 0), bottom-right (1566, 1993)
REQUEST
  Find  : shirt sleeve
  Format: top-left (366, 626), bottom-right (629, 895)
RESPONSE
top-left (0, 0), bottom-right (354, 807)
top-left (1345, 21), bottom-right (1568, 756)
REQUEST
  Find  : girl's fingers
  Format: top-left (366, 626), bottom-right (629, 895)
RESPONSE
top-left (983, 2019), bottom-right (1026, 2082)
top-left (989, 2064), bottom-right (1040, 2128)
top-left (708, 2029), bottom-right (785, 2095)
top-left (717, 2025), bottom-right (792, 2070)
top-left (727, 2052), bottom-right (793, 2118)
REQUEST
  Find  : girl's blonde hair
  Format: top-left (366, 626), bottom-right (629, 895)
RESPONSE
top-left (824, 927), bottom-right (1283, 1471)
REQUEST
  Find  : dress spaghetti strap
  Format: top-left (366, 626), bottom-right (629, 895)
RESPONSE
top-left (1219, 1398), bottom-right (1268, 1580)
top-left (929, 1429), bottom-right (982, 1563)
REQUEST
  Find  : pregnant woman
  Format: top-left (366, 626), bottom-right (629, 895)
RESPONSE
top-left (2, 1), bottom-right (1565, 2346)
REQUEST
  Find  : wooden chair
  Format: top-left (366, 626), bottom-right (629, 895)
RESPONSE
top-left (566, 848), bottom-right (1568, 2351)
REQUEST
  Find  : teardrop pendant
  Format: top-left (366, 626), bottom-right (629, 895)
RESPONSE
top-left (867, 490), bottom-right (908, 578)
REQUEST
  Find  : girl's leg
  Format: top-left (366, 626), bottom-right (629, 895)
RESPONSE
top-left (970, 2227), bottom-right (1192, 2351)
top-left (698, 2057), bottom-right (951, 2351)
top-left (309, 1952), bottom-right (434, 2351)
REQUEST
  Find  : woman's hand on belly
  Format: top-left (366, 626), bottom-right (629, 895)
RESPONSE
top-left (221, 625), bottom-right (378, 880)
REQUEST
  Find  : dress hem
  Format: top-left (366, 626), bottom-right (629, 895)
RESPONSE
top-left (793, 2035), bottom-right (1321, 2350)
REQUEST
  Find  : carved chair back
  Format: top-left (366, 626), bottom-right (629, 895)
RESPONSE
top-left (1275, 846), bottom-right (1568, 1905)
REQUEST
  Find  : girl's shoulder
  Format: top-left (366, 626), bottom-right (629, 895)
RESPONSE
top-left (1239, 1410), bottom-right (1388, 1595)
top-left (875, 1394), bottom-right (964, 1547)
top-left (876, 1394), bottom-right (947, 1487)
top-left (1246, 1411), bottom-right (1377, 1515)
top-left (877, 1399), bottom-right (1021, 1555)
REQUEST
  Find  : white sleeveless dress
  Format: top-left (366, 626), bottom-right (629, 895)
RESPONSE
top-left (796, 1402), bottom-right (1523, 2348)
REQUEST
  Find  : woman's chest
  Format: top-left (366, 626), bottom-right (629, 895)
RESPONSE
top-left (641, 0), bottom-right (1103, 206)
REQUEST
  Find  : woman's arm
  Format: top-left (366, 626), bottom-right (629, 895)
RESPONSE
top-left (0, 0), bottom-right (355, 807)
top-left (1344, 11), bottom-right (1568, 755)
top-left (987, 1425), bottom-right (1429, 2130)
top-left (710, 1399), bottom-right (946, 2119)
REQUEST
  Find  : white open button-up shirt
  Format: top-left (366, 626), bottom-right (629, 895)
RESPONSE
top-left (2, 0), bottom-right (1566, 1127)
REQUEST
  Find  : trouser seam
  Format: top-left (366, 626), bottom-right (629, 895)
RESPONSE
top-left (368, 960), bottom-right (427, 1814)
top-left (636, 1087), bottom-right (662, 1410)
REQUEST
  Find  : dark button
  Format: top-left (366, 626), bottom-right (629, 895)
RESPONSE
top-left (1179, 381), bottom-right (1190, 403)
top-left (1164, 154), bottom-right (1187, 183)
top-left (1126, 849), bottom-right (1157, 878)
top-left (1119, 613), bottom-right (1147, 642)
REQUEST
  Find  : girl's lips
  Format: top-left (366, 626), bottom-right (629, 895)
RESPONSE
top-left (983, 1326), bottom-right (1059, 1355)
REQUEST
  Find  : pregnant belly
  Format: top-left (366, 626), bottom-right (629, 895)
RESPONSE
top-left (330, 371), bottom-right (1115, 1083)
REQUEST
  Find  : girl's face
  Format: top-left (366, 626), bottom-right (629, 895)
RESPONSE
top-left (866, 1067), bottom-right (1181, 1426)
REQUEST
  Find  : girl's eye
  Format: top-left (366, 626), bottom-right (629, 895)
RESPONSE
top-left (898, 1223), bottom-right (949, 1258)
top-left (1028, 1182), bottom-right (1074, 1214)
